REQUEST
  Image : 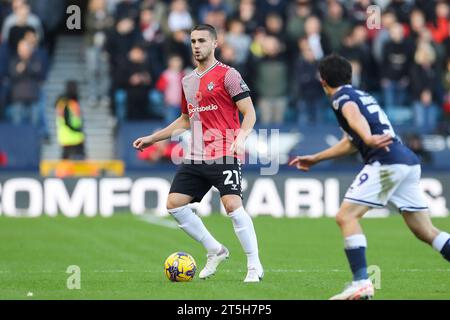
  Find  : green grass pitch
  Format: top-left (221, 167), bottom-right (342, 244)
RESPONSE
top-left (0, 214), bottom-right (449, 300)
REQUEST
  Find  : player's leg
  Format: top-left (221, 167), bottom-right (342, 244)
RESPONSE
top-left (211, 157), bottom-right (263, 282)
top-left (330, 201), bottom-right (375, 300)
top-left (221, 194), bottom-right (263, 282)
top-left (168, 164), bottom-right (224, 257)
top-left (402, 211), bottom-right (450, 262)
top-left (330, 164), bottom-right (398, 300)
top-left (167, 192), bottom-right (223, 255)
top-left (390, 164), bottom-right (450, 262)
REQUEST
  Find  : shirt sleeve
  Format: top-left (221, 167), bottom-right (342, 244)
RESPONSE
top-left (224, 68), bottom-right (250, 102)
top-left (332, 93), bottom-right (351, 112)
top-left (181, 88), bottom-right (188, 114)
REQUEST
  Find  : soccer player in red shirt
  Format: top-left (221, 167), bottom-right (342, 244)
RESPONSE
top-left (133, 24), bottom-right (263, 282)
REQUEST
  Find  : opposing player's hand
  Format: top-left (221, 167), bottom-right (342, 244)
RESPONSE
top-left (288, 155), bottom-right (318, 172)
top-left (132, 135), bottom-right (155, 151)
top-left (366, 134), bottom-right (393, 150)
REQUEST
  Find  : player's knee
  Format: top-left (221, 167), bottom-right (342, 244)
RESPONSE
top-left (166, 197), bottom-right (182, 211)
top-left (335, 211), bottom-right (354, 227)
top-left (223, 201), bottom-right (241, 215)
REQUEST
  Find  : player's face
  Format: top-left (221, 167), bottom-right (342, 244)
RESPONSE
top-left (190, 30), bottom-right (217, 62)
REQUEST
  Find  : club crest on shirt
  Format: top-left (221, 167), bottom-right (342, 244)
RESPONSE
top-left (207, 81), bottom-right (214, 91)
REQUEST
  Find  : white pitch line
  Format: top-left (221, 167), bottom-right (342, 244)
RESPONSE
top-left (136, 214), bottom-right (179, 229)
top-left (1, 269), bottom-right (450, 274)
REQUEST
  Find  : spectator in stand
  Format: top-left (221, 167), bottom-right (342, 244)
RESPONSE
top-left (323, 0), bottom-right (350, 54)
top-left (441, 57), bottom-right (450, 133)
top-left (303, 15), bottom-right (330, 61)
top-left (198, 0), bottom-right (231, 24)
top-left (408, 8), bottom-right (427, 43)
top-left (234, 0), bottom-right (259, 36)
top-left (265, 12), bottom-right (286, 43)
top-left (2, 1), bottom-right (43, 53)
top-left (7, 38), bottom-right (42, 125)
top-left (106, 17), bottom-right (140, 74)
top-left (339, 24), bottom-right (371, 90)
top-left (427, 1), bottom-right (449, 44)
top-left (28, 0), bottom-right (66, 56)
top-left (139, 5), bottom-right (165, 78)
top-left (155, 54), bottom-right (184, 124)
top-left (410, 41), bottom-right (440, 133)
top-left (381, 22), bottom-right (413, 109)
top-left (254, 35), bottom-right (288, 125)
top-left (386, 0), bottom-right (413, 24)
top-left (114, 0), bottom-right (140, 21)
top-left (116, 45), bottom-right (152, 120)
top-left (350, 0), bottom-right (373, 25)
top-left (219, 42), bottom-right (238, 69)
top-left (259, 0), bottom-right (288, 22)
top-left (286, 0), bottom-right (312, 48)
top-left (295, 38), bottom-right (325, 125)
top-left (203, 7), bottom-right (227, 32)
top-left (85, 0), bottom-right (114, 108)
top-left (24, 28), bottom-right (49, 142)
top-left (372, 9), bottom-right (398, 65)
top-left (139, 0), bottom-right (168, 33)
top-left (105, 16), bottom-right (141, 116)
top-left (443, 21), bottom-right (450, 61)
top-left (164, 29), bottom-right (191, 68)
top-left (224, 19), bottom-right (251, 69)
top-left (167, 0), bottom-right (192, 33)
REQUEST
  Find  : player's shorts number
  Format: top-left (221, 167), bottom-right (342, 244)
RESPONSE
top-left (223, 170), bottom-right (240, 185)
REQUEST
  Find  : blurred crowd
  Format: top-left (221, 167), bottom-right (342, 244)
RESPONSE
top-left (0, 0), bottom-right (66, 141)
top-left (1, 0), bottom-right (450, 141)
top-left (89, 0), bottom-right (450, 135)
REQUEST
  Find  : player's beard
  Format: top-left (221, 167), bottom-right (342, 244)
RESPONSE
top-left (194, 48), bottom-right (212, 63)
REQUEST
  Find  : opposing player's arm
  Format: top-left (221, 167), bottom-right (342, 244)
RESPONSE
top-left (132, 113), bottom-right (190, 151)
top-left (289, 135), bottom-right (356, 171)
top-left (341, 101), bottom-right (393, 149)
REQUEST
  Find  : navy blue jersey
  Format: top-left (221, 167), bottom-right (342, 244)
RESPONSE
top-left (330, 85), bottom-right (419, 165)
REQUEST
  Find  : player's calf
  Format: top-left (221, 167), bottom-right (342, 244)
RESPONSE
top-left (432, 232), bottom-right (450, 262)
top-left (168, 204), bottom-right (223, 255)
top-left (402, 211), bottom-right (450, 262)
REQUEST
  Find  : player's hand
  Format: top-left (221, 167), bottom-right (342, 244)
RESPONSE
top-left (288, 155), bottom-right (319, 172)
top-left (365, 134), bottom-right (393, 150)
top-left (133, 135), bottom-right (155, 151)
top-left (230, 136), bottom-right (246, 155)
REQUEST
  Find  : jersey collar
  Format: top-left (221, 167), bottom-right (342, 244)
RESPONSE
top-left (195, 60), bottom-right (219, 78)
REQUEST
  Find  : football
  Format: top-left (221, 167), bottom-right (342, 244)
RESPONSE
top-left (164, 252), bottom-right (197, 282)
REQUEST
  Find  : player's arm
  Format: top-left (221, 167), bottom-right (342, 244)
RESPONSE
top-left (230, 96), bottom-right (256, 154)
top-left (289, 135), bottom-right (356, 171)
top-left (341, 101), bottom-right (393, 149)
top-left (132, 114), bottom-right (190, 151)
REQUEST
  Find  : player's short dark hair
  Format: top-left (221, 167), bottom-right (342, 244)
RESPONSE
top-left (318, 54), bottom-right (352, 88)
top-left (191, 24), bottom-right (217, 40)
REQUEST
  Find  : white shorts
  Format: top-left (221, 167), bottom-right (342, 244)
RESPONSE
top-left (344, 163), bottom-right (428, 212)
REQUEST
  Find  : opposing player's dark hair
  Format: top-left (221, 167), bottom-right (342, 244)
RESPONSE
top-left (191, 24), bottom-right (217, 39)
top-left (318, 54), bottom-right (352, 88)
